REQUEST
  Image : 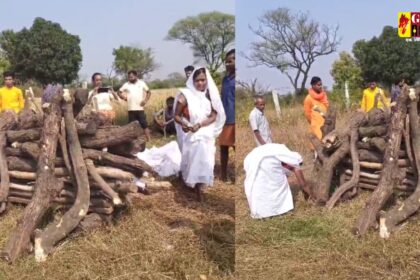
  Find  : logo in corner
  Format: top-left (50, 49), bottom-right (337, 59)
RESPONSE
top-left (398, 12), bottom-right (411, 37)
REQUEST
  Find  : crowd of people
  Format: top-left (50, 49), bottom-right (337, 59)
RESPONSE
top-left (244, 75), bottom-right (402, 219)
top-left (0, 49), bottom-right (236, 203)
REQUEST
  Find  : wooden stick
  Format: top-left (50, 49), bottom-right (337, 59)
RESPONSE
top-left (6, 129), bottom-right (41, 143)
top-left (85, 159), bottom-right (122, 205)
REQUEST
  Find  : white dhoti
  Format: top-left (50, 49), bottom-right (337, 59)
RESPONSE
top-left (244, 143), bottom-right (302, 219)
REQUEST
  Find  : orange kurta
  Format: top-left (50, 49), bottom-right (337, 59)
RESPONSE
top-left (303, 89), bottom-right (329, 140)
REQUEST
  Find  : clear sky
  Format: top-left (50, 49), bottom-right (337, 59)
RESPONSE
top-left (237, 0), bottom-right (419, 94)
top-left (0, 0), bottom-right (234, 81)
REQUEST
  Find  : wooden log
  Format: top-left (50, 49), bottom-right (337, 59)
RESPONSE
top-left (367, 108), bottom-right (387, 126)
top-left (358, 149), bottom-right (382, 163)
top-left (34, 91), bottom-right (91, 262)
top-left (343, 174), bottom-right (416, 188)
top-left (20, 142), bottom-right (40, 160)
top-left (108, 138), bottom-right (146, 157)
top-left (344, 169), bottom-right (380, 180)
top-left (0, 132), bottom-right (10, 213)
top-left (79, 121), bottom-right (143, 149)
top-left (370, 137), bottom-right (386, 153)
top-left (0, 111), bottom-right (18, 131)
top-left (94, 166), bottom-right (136, 181)
top-left (82, 148), bottom-right (154, 175)
top-left (6, 129), bottom-right (41, 143)
top-left (85, 159), bottom-right (122, 205)
top-left (9, 183), bottom-right (33, 192)
top-left (344, 159), bottom-right (410, 170)
top-left (310, 133), bottom-right (350, 204)
top-left (5, 147), bottom-right (25, 157)
top-left (75, 121), bottom-right (97, 136)
top-left (7, 157), bottom-right (36, 172)
top-left (359, 125), bottom-right (387, 138)
top-left (327, 112), bottom-right (366, 209)
top-left (8, 168), bottom-right (69, 180)
top-left (403, 115), bottom-right (416, 175)
top-left (353, 85), bottom-right (409, 236)
top-left (1, 89), bottom-right (64, 263)
top-left (380, 88), bottom-right (420, 238)
top-left (321, 107), bottom-right (337, 137)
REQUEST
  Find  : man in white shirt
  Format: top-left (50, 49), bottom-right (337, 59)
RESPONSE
top-left (87, 72), bottom-right (119, 125)
top-left (118, 70), bottom-right (152, 141)
top-left (249, 96), bottom-right (273, 146)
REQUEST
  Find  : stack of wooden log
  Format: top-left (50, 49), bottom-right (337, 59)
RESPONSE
top-left (309, 84), bottom-right (420, 238)
top-left (0, 87), bottom-right (154, 263)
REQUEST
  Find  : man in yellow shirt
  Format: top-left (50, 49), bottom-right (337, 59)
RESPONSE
top-left (360, 80), bottom-right (386, 112)
top-left (0, 71), bottom-right (24, 113)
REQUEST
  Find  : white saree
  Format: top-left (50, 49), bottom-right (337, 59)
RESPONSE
top-left (175, 67), bottom-right (226, 188)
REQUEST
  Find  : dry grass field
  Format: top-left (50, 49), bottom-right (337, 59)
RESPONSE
top-left (235, 94), bottom-right (420, 280)
top-left (0, 88), bottom-right (235, 280)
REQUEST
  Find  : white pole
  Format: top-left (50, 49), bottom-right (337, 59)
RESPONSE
top-left (344, 80), bottom-right (350, 108)
top-left (272, 90), bottom-right (281, 118)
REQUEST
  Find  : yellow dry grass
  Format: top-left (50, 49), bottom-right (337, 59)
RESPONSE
top-left (235, 95), bottom-right (420, 280)
top-left (0, 88), bottom-right (235, 280)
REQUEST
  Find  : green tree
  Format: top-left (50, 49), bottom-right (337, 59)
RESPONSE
top-left (112, 46), bottom-right (158, 79)
top-left (0, 17), bottom-right (82, 85)
top-left (0, 48), bottom-right (10, 81)
top-left (330, 51), bottom-right (363, 90)
top-left (167, 11), bottom-right (235, 74)
top-left (352, 26), bottom-right (420, 88)
top-left (246, 8), bottom-right (340, 95)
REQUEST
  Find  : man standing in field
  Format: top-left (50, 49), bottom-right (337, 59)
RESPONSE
top-left (360, 80), bottom-right (386, 112)
top-left (303, 76), bottom-right (329, 140)
top-left (249, 96), bottom-right (272, 146)
top-left (219, 49), bottom-right (235, 182)
top-left (184, 65), bottom-right (194, 80)
top-left (118, 70), bottom-right (152, 142)
top-left (0, 71), bottom-right (24, 113)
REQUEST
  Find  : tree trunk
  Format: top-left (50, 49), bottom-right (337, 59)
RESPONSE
top-left (380, 89), bottom-right (420, 238)
top-left (1, 94), bottom-right (64, 263)
top-left (79, 121), bottom-right (143, 149)
top-left (34, 94), bottom-right (91, 262)
top-left (353, 86), bottom-right (409, 236)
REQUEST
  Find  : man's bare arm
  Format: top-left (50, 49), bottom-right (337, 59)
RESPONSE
top-left (253, 130), bottom-right (266, 145)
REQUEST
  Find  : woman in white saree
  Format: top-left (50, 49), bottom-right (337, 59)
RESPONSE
top-left (174, 67), bottom-right (226, 201)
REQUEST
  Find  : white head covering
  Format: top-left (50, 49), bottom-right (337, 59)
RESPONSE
top-left (177, 67), bottom-right (226, 140)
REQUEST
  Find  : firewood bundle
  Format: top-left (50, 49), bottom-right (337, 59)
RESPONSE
top-left (0, 87), bottom-right (155, 263)
top-left (309, 85), bottom-right (420, 238)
